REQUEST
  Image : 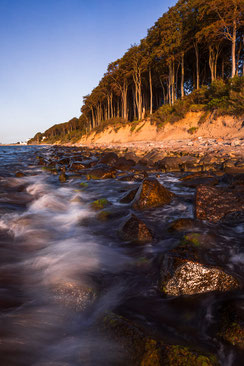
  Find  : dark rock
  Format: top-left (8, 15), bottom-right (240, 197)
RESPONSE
top-left (181, 156), bottom-right (201, 172)
top-left (102, 313), bottom-right (219, 366)
top-left (195, 185), bottom-right (244, 222)
top-left (119, 214), bottom-right (153, 243)
top-left (69, 162), bottom-right (86, 171)
top-left (87, 165), bottom-right (116, 180)
top-left (99, 152), bottom-right (118, 165)
top-left (156, 157), bottom-right (183, 172)
top-left (120, 188), bottom-right (139, 204)
top-left (114, 157), bottom-right (136, 171)
top-left (168, 218), bottom-right (196, 232)
top-left (132, 178), bottom-right (174, 210)
top-left (181, 177), bottom-right (218, 189)
top-left (15, 172), bottom-right (25, 178)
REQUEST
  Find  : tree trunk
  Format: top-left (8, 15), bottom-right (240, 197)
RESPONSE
top-left (232, 19), bottom-right (237, 78)
top-left (181, 53), bottom-right (184, 98)
top-left (194, 42), bottom-right (200, 89)
top-left (149, 67), bottom-right (153, 115)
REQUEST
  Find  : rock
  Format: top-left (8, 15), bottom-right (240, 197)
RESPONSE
top-left (87, 165), bottom-right (116, 180)
top-left (195, 185), bottom-right (244, 222)
top-left (59, 172), bottom-right (68, 183)
top-left (119, 214), bottom-right (153, 243)
top-left (180, 156), bottom-right (201, 172)
top-left (102, 313), bottom-right (219, 366)
top-left (181, 176), bottom-right (218, 189)
top-left (132, 178), bottom-right (174, 210)
top-left (91, 198), bottom-right (109, 210)
top-left (120, 188), bottom-right (139, 203)
top-left (114, 157), bottom-right (136, 171)
top-left (160, 258), bottom-right (239, 296)
top-left (15, 172), bottom-right (25, 178)
top-left (99, 152), bottom-right (118, 165)
top-left (69, 162), bottom-right (86, 171)
top-left (168, 218), bottom-right (196, 232)
top-left (156, 157), bottom-right (183, 172)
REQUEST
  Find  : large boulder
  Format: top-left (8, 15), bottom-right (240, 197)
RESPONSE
top-left (119, 214), bottom-right (153, 244)
top-left (132, 178), bottom-right (174, 210)
top-left (195, 185), bottom-right (244, 222)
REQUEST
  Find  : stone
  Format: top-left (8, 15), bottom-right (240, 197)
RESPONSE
top-left (120, 214), bottom-right (153, 243)
top-left (168, 218), bottom-right (196, 232)
top-left (102, 313), bottom-right (219, 366)
top-left (160, 259), bottom-right (239, 296)
top-left (195, 185), bottom-right (244, 222)
top-left (87, 165), bottom-right (116, 180)
top-left (59, 172), bottom-right (68, 183)
top-left (114, 157), bottom-right (136, 171)
top-left (156, 157), bottom-right (183, 172)
top-left (99, 152), bottom-right (118, 165)
top-left (15, 171), bottom-right (25, 178)
top-left (120, 188), bottom-right (139, 203)
top-left (132, 178), bottom-right (174, 210)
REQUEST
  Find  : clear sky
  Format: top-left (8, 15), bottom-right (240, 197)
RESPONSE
top-left (0, 0), bottom-right (176, 143)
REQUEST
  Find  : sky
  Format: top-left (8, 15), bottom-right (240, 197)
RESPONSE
top-left (0, 0), bottom-right (176, 143)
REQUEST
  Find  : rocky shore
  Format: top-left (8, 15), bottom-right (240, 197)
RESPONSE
top-left (27, 140), bottom-right (244, 365)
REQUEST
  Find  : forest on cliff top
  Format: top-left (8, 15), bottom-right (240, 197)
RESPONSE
top-left (29, 0), bottom-right (244, 144)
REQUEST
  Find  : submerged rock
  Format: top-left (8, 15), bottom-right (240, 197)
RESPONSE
top-left (15, 171), bottom-right (25, 178)
top-left (102, 313), bottom-right (219, 366)
top-left (120, 214), bottom-right (153, 243)
top-left (132, 178), bottom-right (174, 210)
top-left (168, 218), bottom-right (196, 232)
top-left (195, 185), bottom-right (244, 222)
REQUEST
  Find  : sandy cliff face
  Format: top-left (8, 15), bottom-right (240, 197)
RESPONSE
top-left (78, 112), bottom-right (244, 145)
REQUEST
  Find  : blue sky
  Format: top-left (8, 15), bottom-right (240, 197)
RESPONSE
top-left (0, 0), bottom-right (176, 143)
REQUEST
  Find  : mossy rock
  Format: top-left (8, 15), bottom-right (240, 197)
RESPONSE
top-left (80, 182), bottom-right (89, 189)
top-left (91, 198), bottom-right (109, 210)
top-left (181, 233), bottom-right (201, 247)
top-left (220, 322), bottom-right (244, 349)
top-left (102, 313), bottom-right (219, 366)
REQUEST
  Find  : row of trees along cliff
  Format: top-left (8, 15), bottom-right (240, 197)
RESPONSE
top-left (29, 0), bottom-right (244, 144)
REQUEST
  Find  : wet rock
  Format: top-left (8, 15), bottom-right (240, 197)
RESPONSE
top-left (195, 185), bottom-right (244, 222)
top-left (102, 313), bottom-right (219, 366)
top-left (87, 165), bottom-right (116, 180)
top-left (132, 178), bottom-right (174, 210)
top-left (181, 176), bottom-right (218, 189)
top-left (168, 218), bottom-right (196, 232)
top-left (69, 162), bottom-right (86, 171)
top-left (120, 188), bottom-right (139, 204)
top-left (58, 157), bottom-right (70, 165)
top-left (99, 152), bottom-right (118, 165)
top-left (97, 207), bottom-right (129, 221)
top-left (160, 255), bottom-right (239, 296)
top-left (15, 171), bottom-right (25, 178)
top-left (181, 156), bottom-right (201, 172)
top-left (114, 157), bottom-right (136, 171)
top-left (119, 214), bottom-right (153, 243)
top-left (156, 157), bottom-right (183, 172)
top-left (59, 172), bottom-right (68, 183)
top-left (91, 198), bottom-right (109, 210)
